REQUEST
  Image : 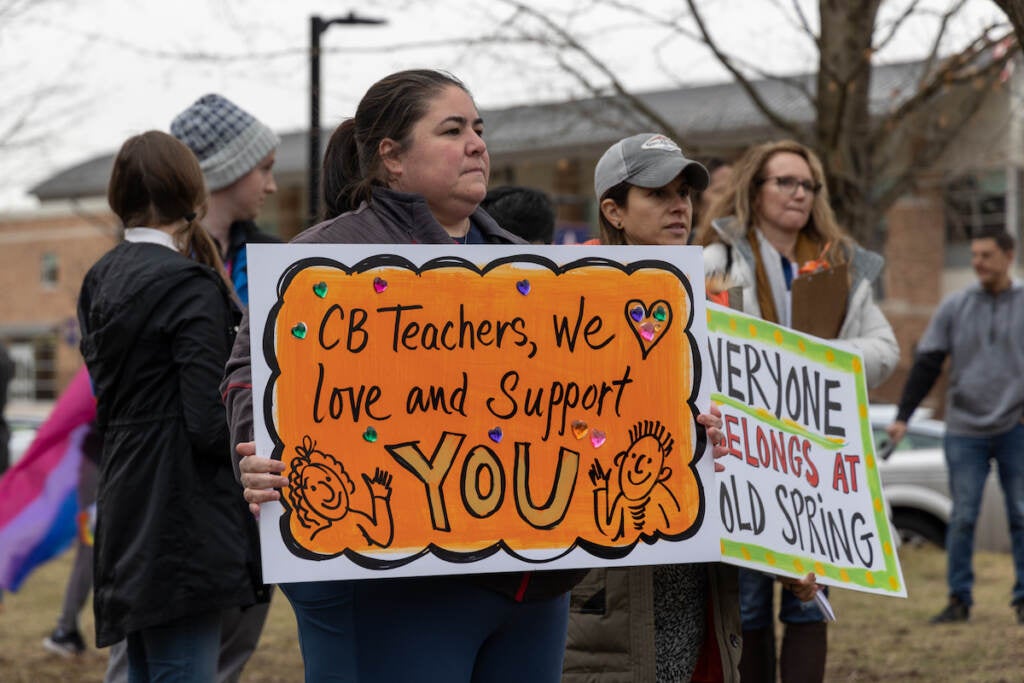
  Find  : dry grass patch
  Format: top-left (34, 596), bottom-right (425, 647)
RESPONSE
top-left (2, 544), bottom-right (1022, 681)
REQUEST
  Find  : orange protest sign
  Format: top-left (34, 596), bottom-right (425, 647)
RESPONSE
top-left (250, 246), bottom-right (718, 580)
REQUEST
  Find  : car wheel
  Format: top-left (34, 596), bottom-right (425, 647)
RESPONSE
top-left (892, 509), bottom-right (946, 548)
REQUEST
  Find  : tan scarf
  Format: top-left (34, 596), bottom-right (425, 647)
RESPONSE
top-left (748, 228), bottom-right (825, 325)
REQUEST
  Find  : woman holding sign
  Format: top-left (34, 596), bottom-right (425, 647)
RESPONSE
top-left (227, 69), bottom-right (576, 683)
top-left (227, 70), bottom-right (737, 683)
top-left (697, 140), bottom-right (898, 683)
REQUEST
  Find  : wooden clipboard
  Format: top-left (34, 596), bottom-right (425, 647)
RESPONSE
top-left (790, 263), bottom-right (848, 339)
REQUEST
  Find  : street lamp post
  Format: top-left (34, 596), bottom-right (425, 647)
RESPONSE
top-left (309, 12), bottom-right (386, 226)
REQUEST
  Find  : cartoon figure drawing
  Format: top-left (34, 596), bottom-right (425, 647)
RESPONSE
top-left (287, 435), bottom-right (395, 547)
top-left (589, 420), bottom-right (683, 541)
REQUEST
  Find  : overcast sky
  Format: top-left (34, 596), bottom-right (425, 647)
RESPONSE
top-left (0, 0), bottom-right (1008, 210)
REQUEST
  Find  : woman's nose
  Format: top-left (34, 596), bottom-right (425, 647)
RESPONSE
top-left (467, 132), bottom-right (486, 156)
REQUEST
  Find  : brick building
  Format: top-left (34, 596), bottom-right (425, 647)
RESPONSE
top-left (0, 200), bottom-right (118, 398)
top-left (2, 60), bottom-right (1020, 410)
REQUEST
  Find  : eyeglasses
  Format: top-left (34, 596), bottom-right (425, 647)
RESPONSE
top-left (758, 176), bottom-right (822, 196)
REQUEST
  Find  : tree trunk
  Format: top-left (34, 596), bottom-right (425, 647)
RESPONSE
top-left (992, 0), bottom-right (1024, 50)
top-left (816, 0), bottom-right (883, 246)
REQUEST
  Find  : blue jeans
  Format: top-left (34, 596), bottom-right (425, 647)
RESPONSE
top-left (125, 610), bottom-right (220, 683)
top-left (944, 423), bottom-right (1024, 606)
top-left (279, 580), bottom-right (355, 682)
top-left (353, 576), bottom-right (571, 683)
top-left (738, 568), bottom-right (826, 629)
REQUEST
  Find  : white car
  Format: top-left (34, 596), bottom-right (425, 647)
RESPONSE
top-left (5, 401), bottom-right (50, 467)
top-left (871, 404), bottom-right (1009, 552)
top-left (8, 415), bottom-right (42, 465)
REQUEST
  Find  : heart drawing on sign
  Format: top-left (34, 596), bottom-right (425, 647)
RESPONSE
top-left (624, 299), bottom-right (672, 359)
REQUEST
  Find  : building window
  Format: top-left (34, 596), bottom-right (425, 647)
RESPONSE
top-left (5, 337), bottom-right (57, 400)
top-left (489, 165), bottom-right (516, 186)
top-left (944, 170), bottom-right (1008, 267)
top-left (34, 336), bottom-right (58, 399)
top-left (6, 342), bottom-right (35, 401)
top-left (40, 252), bottom-right (59, 287)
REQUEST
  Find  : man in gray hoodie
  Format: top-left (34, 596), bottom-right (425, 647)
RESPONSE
top-left (887, 226), bottom-right (1024, 625)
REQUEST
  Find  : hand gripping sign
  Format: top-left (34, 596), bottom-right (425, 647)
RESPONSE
top-left (707, 303), bottom-right (906, 597)
top-left (247, 245), bottom-right (721, 583)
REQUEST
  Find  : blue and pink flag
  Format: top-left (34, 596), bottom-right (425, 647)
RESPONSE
top-left (0, 367), bottom-right (95, 591)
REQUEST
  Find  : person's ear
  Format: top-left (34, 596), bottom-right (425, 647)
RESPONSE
top-left (658, 467), bottom-right (672, 483)
top-left (600, 198), bottom-right (625, 233)
top-left (613, 450), bottom-right (626, 467)
top-left (379, 138), bottom-right (403, 178)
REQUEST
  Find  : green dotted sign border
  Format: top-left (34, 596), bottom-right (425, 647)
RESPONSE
top-left (707, 305), bottom-right (905, 596)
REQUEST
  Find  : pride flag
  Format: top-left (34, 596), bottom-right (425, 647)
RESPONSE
top-left (0, 367), bottom-right (95, 591)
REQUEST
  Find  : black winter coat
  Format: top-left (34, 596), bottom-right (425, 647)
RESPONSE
top-left (78, 240), bottom-right (264, 647)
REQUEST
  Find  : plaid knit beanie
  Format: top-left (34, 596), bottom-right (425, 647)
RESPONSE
top-left (170, 94), bottom-right (279, 191)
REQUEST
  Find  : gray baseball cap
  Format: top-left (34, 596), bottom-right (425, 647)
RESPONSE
top-left (594, 133), bottom-right (710, 198)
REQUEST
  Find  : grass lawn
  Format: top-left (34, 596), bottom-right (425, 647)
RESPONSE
top-left (2, 544), bottom-right (1022, 681)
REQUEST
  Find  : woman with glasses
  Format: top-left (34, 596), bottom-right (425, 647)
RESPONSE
top-left (697, 139), bottom-right (898, 682)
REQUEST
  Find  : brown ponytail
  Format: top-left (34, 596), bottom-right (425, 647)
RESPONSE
top-left (172, 215), bottom-right (235, 295)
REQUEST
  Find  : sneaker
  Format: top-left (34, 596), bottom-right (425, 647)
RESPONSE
top-left (930, 598), bottom-right (969, 624)
top-left (42, 628), bottom-right (86, 657)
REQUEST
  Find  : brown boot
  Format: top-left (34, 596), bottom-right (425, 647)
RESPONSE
top-left (738, 627), bottom-right (776, 683)
top-left (779, 621), bottom-right (827, 683)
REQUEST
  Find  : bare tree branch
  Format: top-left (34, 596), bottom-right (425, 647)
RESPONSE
top-left (876, 68), bottom-right (1006, 210)
top-left (450, 0), bottom-right (1022, 248)
top-left (26, 17), bottom-right (546, 63)
top-left (495, 0), bottom-right (684, 139)
top-left (685, 0), bottom-right (805, 139)
top-left (920, 0), bottom-right (971, 86)
top-left (592, 0), bottom-right (702, 41)
top-left (593, 0), bottom-right (818, 105)
top-left (873, 0), bottom-right (925, 53)
top-left (873, 28), bottom-right (1015, 149)
top-left (991, 0), bottom-right (1024, 50)
top-left (789, 0), bottom-right (822, 47)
